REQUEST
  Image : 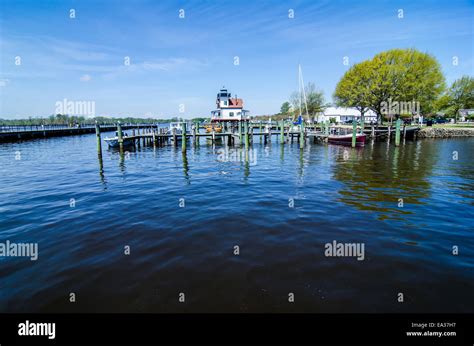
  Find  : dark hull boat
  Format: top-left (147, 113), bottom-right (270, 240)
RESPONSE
top-left (328, 133), bottom-right (366, 146)
top-left (104, 134), bottom-right (136, 148)
top-left (104, 137), bottom-right (136, 148)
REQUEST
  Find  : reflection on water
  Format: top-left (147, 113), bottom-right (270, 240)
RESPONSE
top-left (0, 134), bottom-right (473, 313)
top-left (331, 141), bottom-right (437, 221)
top-left (182, 151), bottom-right (189, 182)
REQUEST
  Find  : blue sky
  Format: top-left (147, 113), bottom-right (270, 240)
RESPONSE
top-left (0, 0), bottom-right (473, 119)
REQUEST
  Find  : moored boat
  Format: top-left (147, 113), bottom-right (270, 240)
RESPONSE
top-left (328, 132), bottom-right (366, 146)
top-left (167, 122), bottom-right (190, 142)
top-left (104, 132), bottom-right (136, 148)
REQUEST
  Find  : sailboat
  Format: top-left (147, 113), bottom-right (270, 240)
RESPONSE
top-left (291, 65), bottom-right (309, 132)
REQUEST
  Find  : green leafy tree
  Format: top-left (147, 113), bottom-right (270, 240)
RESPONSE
top-left (280, 101), bottom-right (290, 114)
top-left (446, 76), bottom-right (473, 121)
top-left (333, 60), bottom-right (373, 123)
top-left (334, 49), bottom-right (445, 124)
top-left (433, 76), bottom-right (474, 122)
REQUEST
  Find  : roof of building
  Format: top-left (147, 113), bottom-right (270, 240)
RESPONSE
top-left (221, 98), bottom-right (243, 108)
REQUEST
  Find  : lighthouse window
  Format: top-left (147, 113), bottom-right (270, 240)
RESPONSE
top-left (229, 112), bottom-right (234, 117)
top-left (223, 101), bottom-right (227, 106)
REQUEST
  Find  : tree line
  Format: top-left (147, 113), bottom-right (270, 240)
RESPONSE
top-left (276, 48), bottom-right (473, 124)
top-left (0, 114), bottom-right (210, 126)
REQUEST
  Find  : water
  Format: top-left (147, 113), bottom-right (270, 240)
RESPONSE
top-left (0, 133), bottom-right (473, 313)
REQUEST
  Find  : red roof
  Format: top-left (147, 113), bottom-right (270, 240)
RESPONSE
top-left (228, 98), bottom-right (243, 108)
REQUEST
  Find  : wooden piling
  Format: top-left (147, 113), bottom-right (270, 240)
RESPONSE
top-left (244, 121), bottom-right (249, 149)
top-left (172, 128), bottom-right (177, 146)
top-left (182, 123), bottom-right (187, 152)
top-left (95, 123), bottom-right (102, 155)
top-left (351, 121), bottom-right (357, 148)
top-left (238, 121), bottom-right (242, 144)
top-left (395, 118), bottom-right (401, 146)
top-left (117, 122), bottom-right (123, 150)
top-left (280, 120), bottom-right (284, 144)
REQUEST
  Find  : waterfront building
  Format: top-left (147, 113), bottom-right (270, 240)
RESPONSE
top-left (210, 87), bottom-right (250, 122)
top-left (315, 107), bottom-right (378, 123)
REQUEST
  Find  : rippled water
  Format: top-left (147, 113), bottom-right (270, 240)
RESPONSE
top-left (0, 133), bottom-right (473, 312)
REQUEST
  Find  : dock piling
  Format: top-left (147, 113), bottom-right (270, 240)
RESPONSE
top-left (95, 123), bottom-right (102, 155)
top-left (280, 120), bottom-right (284, 144)
top-left (172, 128), bottom-right (177, 146)
top-left (351, 121), bottom-right (357, 148)
top-left (395, 119), bottom-right (401, 146)
top-left (238, 121), bottom-right (242, 144)
top-left (117, 122), bottom-right (124, 150)
top-left (244, 121), bottom-right (249, 149)
top-left (182, 123), bottom-right (187, 152)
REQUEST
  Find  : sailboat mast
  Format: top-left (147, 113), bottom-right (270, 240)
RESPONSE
top-left (299, 64), bottom-right (309, 121)
top-left (299, 65), bottom-right (302, 117)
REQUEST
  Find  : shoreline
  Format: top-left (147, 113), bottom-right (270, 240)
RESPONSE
top-left (417, 127), bottom-right (474, 138)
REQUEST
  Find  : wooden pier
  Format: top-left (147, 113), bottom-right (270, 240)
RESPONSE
top-left (0, 124), bottom-right (159, 143)
top-left (1, 120), bottom-right (421, 151)
top-left (98, 120), bottom-right (420, 153)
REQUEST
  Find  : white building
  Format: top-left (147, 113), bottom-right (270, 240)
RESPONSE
top-left (315, 107), bottom-right (377, 123)
top-left (211, 88), bottom-right (249, 122)
top-left (458, 109), bottom-right (474, 122)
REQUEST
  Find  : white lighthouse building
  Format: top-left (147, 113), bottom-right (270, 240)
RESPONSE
top-left (211, 87), bottom-right (249, 122)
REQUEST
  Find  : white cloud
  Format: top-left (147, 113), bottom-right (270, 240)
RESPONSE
top-left (0, 79), bottom-right (10, 87)
top-left (80, 74), bottom-right (92, 82)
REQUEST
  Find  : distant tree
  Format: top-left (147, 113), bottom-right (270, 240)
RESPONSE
top-left (305, 82), bottom-right (327, 117)
top-left (289, 83), bottom-right (327, 120)
top-left (433, 76), bottom-right (474, 122)
top-left (191, 117), bottom-right (209, 123)
top-left (289, 91), bottom-right (300, 117)
top-left (280, 101), bottom-right (290, 114)
top-left (445, 76), bottom-right (473, 121)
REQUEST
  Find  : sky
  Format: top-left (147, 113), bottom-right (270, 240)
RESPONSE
top-left (0, 0), bottom-right (473, 119)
